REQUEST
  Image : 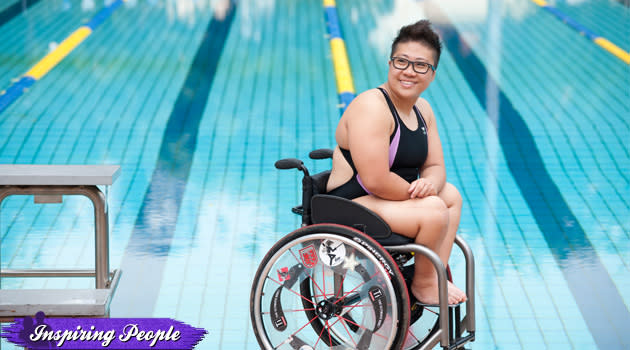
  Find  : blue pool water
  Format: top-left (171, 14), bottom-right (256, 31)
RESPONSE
top-left (1, 0), bottom-right (628, 349)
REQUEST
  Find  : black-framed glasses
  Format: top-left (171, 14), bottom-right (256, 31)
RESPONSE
top-left (390, 56), bottom-right (435, 74)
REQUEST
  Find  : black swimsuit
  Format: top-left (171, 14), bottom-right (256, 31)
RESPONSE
top-left (327, 87), bottom-right (429, 199)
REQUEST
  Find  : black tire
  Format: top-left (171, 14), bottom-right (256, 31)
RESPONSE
top-left (250, 224), bottom-right (410, 349)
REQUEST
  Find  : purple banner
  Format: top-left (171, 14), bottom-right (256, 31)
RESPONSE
top-left (1, 312), bottom-right (207, 349)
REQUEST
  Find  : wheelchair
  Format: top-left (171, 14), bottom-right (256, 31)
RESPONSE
top-left (250, 149), bottom-right (476, 349)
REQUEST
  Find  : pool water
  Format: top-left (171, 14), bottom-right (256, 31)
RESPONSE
top-left (1, 0), bottom-right (628, 349)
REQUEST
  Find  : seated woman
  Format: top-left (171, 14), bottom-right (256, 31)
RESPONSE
top-left (326, 20), bottom-right (466, 305)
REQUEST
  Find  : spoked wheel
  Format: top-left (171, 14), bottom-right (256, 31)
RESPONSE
top-left (250, 224), bottom-right (410, 349)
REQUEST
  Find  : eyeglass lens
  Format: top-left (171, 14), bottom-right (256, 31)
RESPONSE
top-left (391, 57), bottom-right (432, 74)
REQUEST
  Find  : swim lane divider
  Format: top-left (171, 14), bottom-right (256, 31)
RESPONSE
top-left (0, 0), bottom-right (127, 115)
top-left (323, 0), bottom-right (356, 115)
top-left (530, 0), bottom-right (630, 64)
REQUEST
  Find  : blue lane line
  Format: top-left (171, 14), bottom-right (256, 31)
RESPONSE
top-left (111, 3), bottom-right (237, 316)
top-left (324, 5), bottom-right (342, 39)
top-left (0, 77), bottom-right (35, 112)
top-left (85, 0), bottom-right (124, 30)
top-left (0, 0), bottom-right (41, 28)
top-left (432, 13), bottom-right (630, 348)
top-left (544, 6), bottom-right (598, 40)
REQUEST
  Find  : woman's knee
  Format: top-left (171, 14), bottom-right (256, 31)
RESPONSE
top-left (420, 195), bottom-right (448, 212)
top-left (440, 182), bottom-right (462, 209)
top-left (417, 196), bottom-right (449, 229)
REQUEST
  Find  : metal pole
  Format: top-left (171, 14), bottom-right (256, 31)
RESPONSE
top-left (0, 185), bottom-right (110, 289)
top-left (83, 185), bottom-right (109, 289)
top-left (454, 235), bottom-right (476, 333)
top-left (387, 243), bottom-right (450, 348)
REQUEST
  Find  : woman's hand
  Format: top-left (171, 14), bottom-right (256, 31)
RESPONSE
top-left (408, 178), bottom-right (437, 198)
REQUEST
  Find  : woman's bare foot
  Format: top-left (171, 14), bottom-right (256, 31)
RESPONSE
top-left (448, 281), bottom-right (467, 303)
top-left (411, 280), bottom-right (467, 305)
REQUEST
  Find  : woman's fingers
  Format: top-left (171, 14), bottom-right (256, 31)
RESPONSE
top-left (409, 179), bottom-right (426, 198)
top-left (408, 181), bottom-right (417, 194)
top-left (408, 180), bottom-right (420, 198)
top-left (409, 178), bottom-right (437, 198)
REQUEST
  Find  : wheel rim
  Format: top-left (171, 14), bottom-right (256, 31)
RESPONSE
top-left (252, 233), bottom-right (402, 349)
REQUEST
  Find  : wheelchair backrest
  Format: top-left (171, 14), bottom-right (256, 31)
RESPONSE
top-left (311, 194), bottom-right (392, 239)
top-left (300, 170), bottom-right (331, 225)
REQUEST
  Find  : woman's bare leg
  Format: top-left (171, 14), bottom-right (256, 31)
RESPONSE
top-left (437, 182), bottom-right (466, 302)
top-left (354, 195), bottom-right (464, 304)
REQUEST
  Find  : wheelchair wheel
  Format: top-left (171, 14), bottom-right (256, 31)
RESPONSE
top-left (250, 224), bottom-right (410, 349)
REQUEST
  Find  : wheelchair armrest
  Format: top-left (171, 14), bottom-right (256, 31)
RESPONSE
top-left (309, 148), bottom-right (333, 159)
top-left (311, 194), bottom-right (392, 239)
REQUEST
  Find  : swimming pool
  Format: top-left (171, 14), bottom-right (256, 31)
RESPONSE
top-left (1, 0), bottom-right (628, 349)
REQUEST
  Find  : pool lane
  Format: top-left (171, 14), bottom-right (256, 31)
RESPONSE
top-left (430, 6), bottom-right (630, 349)
top-left (110, 2), bottom-right (237, 316)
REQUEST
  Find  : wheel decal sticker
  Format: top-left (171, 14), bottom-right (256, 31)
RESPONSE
top-left (342, 252), bottom-right (360, 270)
top-left (369, 286), bottom-right (386, 331)
top-left (299, 244), bottom-right (318, 268)
top-left (357, 329), bottom-right (373, 350)
top-left (270, 286), bottom-right (287, 331)
top-left (288, 334), bottom-right (310, 349)
top-left (319, 239), bottom-right (346, 267)
top-left (283, 263), bottom-right (305, 289)
top-left (277, 267), bottom-right (291, 282)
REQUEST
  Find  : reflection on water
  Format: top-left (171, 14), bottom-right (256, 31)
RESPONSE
top-left (61, 0), bottom-right (241, 25)
top-left (164, 0), bottom-right (229, 24)
top-left (189, 190), bottom-right (278, 256)
top-left (365, 0), bottom-right (427, 57)
top-left (238, 0), bottom-right (275, 41)
top-left (363, 0), bottom-right (535, 58)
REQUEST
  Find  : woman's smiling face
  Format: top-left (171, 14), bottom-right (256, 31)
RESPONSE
top-left (387, 41), bottom-right (436, 99)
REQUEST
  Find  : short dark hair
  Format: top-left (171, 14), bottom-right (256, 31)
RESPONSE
top-left (390, 20), bottom-right (442, 69)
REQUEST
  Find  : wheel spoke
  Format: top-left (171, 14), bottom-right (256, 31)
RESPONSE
top-left (306, 271), bottom-right (327, 300)
top-left (333, 270), bottom-right (380, 305)
top-left (262, 307), bottom-right (315, 315)
top-left (338, 316), bottom-right (358, 348)
top-left (338, 314), bottom-right (388, 340)
top-left (322, 264), bottom-right (327, 298)
top-left (266, 275), bottom-right (316, 306)
top-left (325, 320), bottom-right (333, 348)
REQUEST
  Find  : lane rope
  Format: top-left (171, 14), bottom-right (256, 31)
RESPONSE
top-left (0, 0), bottom-right (127, 114)
top-left (530, 0), bottom-right (629, 64)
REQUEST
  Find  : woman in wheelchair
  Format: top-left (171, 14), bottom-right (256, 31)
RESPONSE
top-left (251, 19), bottom-right (475, 350)
top-left (326, 20), bottom-right (466, 306)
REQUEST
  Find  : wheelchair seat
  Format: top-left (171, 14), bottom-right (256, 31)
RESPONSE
top-left (311, 194), bottom-right (414, 246)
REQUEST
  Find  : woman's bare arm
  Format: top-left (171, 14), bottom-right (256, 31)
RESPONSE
top-left (343, 90), bottom-right (412, 200)
top-left (409, 99), bottom-right (446, 198)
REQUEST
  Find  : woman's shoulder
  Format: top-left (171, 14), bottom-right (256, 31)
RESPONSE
top-left (354, 88), bottom-right (385, 103)
top-left (341, 88), bottom-right (394, 128)
top-left (414, 97), bottom-right (436, 126)
top-left (346, 88), bottom-right (388, 115)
